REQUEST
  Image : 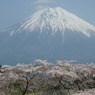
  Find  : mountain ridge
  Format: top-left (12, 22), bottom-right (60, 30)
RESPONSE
top-left (2, 7), bottom-right (95, 38)
top-left (0, 7), bottom-right (95, 65)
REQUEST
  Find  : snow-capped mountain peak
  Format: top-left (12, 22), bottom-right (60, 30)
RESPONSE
top-left (16, 7), bottom-right (95, 37)
top-left (0, 7), bottom-right (95, 64)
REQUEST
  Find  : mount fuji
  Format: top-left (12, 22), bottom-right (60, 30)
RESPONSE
top-left (0, 7), bottom-right (95, 65)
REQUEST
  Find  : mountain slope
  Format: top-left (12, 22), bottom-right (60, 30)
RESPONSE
top-left (0, 7), bottom-right (95, 65)
top-left (2, 7), bottom-right (95, 37)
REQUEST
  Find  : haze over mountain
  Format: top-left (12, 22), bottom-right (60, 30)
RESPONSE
top-left (0, 7), bottom-right (95, 65)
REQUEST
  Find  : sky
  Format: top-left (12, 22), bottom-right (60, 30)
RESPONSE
top-left (0, 0), bottom-right (95, 29)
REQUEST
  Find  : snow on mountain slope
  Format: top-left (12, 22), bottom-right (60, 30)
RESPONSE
top-left (0, 7), bottom-right (95, 65)
top-left (4, 7), bottom-right (94, 38)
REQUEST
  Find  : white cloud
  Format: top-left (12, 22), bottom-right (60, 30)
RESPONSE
top-left (35, 5), bottom-right (48, 10)
top-left (35, 0), bottom-right (56, 4)
top-left (33, 0), bottom-right (57, 11)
